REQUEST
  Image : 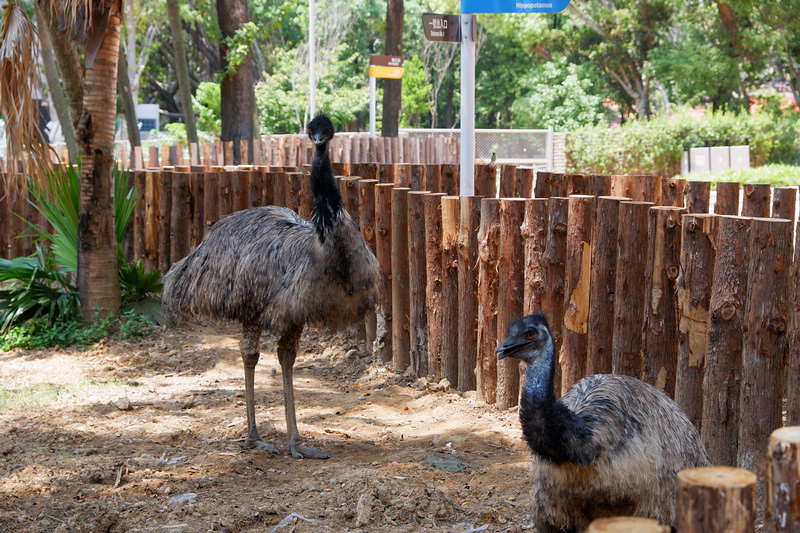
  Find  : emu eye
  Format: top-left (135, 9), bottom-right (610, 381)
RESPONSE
top-left (525, 331), bottom-right (537, 339)
top-left (326, 129), bottom-right (333, 135)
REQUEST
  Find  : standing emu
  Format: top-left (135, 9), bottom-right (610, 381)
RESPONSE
top-left (162, 114), bottom-right (379, 459)
top-left (496, 314), bottom-right (710, 532)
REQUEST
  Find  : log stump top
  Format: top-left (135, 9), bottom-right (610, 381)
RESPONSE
top-left (770, 425), bottom-right (800, 444)
top-left (678, 466), bottom-right (757, 488)
top-left (586, 516), bottom-right (669, 532)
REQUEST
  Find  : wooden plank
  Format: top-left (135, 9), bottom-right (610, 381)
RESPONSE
top-left (374, 183), bottom-right (395, 365)
top-left (457, 196), bottom-right (481, 392)
top-left (440, 196), bottom-right (461, 385)
top-left (477, 198), bottom-right (501, 404)
top-left (423, 193), bottom-right (447, 381)
top-left (408, 191), bottom-right (430, 377)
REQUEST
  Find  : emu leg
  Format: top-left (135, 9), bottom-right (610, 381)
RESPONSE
top-left (240, 323), bottom-right (279, 453)
top-left (278, 325), bottom-right (331, 459)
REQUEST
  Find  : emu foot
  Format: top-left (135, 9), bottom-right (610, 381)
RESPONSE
top-left (289, 441), bottom-right (331, 459)
top-left (242, 438), bottom-right (280, 454)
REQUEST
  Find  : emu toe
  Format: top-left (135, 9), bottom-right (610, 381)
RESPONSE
top-left (290, 441), bottom-right (331, 460)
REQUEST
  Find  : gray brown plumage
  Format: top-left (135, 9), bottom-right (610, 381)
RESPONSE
top-left (496, 314), bottom-right (710, 532)
top-left (162, 114), bottom-right (379, 459)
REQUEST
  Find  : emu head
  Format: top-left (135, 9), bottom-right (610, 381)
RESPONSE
top-left (496, 313), bottom-right (553, 365)
top-left (308, 114), bottom-right (335, 146)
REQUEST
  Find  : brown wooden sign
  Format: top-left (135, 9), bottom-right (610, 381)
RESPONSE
top-left (369, 55), bottom-right (405, 79)
top-left (422, 13), bottom-right (461, 42)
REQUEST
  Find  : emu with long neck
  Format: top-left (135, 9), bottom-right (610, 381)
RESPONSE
top-left (161, 114), bottom-right (379, 459)
top-left (497, 314), bottom-right (710, 532)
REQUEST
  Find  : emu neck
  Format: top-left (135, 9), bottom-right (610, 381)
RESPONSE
top-left (523, 338), bottom-right (557, 405)
top-left (310, 143), bottom-right (343, 240)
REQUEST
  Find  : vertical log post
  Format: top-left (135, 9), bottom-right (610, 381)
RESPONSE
top-left (474, 162), bottom-right (497, 199)
top-left (457, 196), bottom-right (482, 392)
top-left (541, 197), bottom-right (569, 396)
top-left (477, 198), bottom-right (501, 404)
top-left (738, 217), bottom-right (792, 474)
top-left (767, 426), bottom-right (800, 533)
top-left (391, 187), bottom-right (412, 374)
top-left (641, 206), bottom-right (685, 396)
top-left (675, 213), bottom-right (716, 430)
top-left (499, 164), bottom-right (517, 198)
top-left (611, 201), bottom-right (654, 379)
top-left (440, 196), bottom-right (461, 385)
top-left (741, 183), bottom-right (772, 218)
top-left (144, 170), bottom-right (159, 272)
top-left (702, 216), bottom-right (749, 466)
top-left (190, 166), bottom-right (206, 248)
top-left (561, 195), bottom-right (596, 392)
top-left (374, 183), bottom-right (395, 365)
top-left (788, 222), bottom-right (800, 427)
top-left (158, 168), bottom-right (173, 270)
top-left (772, 186), bottom-right (797, 221)
top-left (515, 167), bottom-right (534, 199)
top-left (586, 197), bottom-right (628, 375)
top-left (677, 466), bottom-right (757, 533)
top-left (132, 170), bottom-right (146, 263)
top-left (359, 179), bottom-right (379, 353)
top-left (522, 199), bottom-right (549, 315)
top-left (661, 177), bottom-right (686, 207)
top-left (715, 182), bottom-right (740, 215)
top-left (440, 164), bottom-right (459, 195)
top-left (533, 171), bottom-right (553, 198)
top-left (169, 168), bottom-right (191, 264)
top-left (496, 198), bottom-right (526, 408)
top-left (424, 193), bottom-right (447, 381)
top-left (685, 181), bottom-right (711, 213)
top-left (425, 164), bottom-right (443, 194)
top-left (408, 191), bottom-right (429, 377)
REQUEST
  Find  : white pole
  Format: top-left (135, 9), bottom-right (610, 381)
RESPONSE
top-left (369, 75), bottom-right (377, 138)
top-left (309, 0), bottom-right (316, 119)
top-left (459, 14), bottom-right (475, 196)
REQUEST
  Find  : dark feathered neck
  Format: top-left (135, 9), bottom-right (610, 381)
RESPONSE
top-left (310, 143), bottom-right (344, 241)
top-left (519, 341), bottom-right (596, 465)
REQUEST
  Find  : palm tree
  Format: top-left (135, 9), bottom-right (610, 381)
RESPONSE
top-left (1, 0), bottom-right (122, 322)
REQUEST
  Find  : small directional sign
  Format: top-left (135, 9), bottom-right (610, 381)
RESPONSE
top-left (461, 0), bottom-right (571, 13)
top-left (422, 13), bottom-right (462, 42)
top-left (369, 55), bottom-right (406, 79)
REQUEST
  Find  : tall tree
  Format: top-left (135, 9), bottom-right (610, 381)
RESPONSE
top-left (2, 0), bottom-right (123, 322)
top-left (167, 0), bottom-right (199, 144)
top-left (381, 0), bottom-right (403, 136)
top-left (218, 0), bottom-right (255, 163)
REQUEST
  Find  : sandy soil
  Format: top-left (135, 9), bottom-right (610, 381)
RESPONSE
top-left (0, 324), bottom-right (534, 533)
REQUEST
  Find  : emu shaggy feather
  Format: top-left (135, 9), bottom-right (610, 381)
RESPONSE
top-left (497, 314), bottom-right (710, 532)
top-left (162, 114), bottom-right (379, 458)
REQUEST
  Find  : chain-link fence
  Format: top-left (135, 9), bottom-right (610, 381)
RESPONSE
top-left (402, 127), bottom-right (554, 169)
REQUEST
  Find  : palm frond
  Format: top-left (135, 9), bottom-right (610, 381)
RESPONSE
top-left (0, 1), bottom-right (53, 187)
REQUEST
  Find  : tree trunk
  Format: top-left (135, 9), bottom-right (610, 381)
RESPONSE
top-left (167, 0), bottom-right (198, 145)
top-left (34, 0), bottom-right (78, 163)
top-left (76, 1), bottom-right (123, 322)
top-left (677, 466), bottom-right (757, 533)
top-left (382, 0), bottom-right (404, 137)
top-left (117, 41), bottom-right (141, 156)
top-left (218, 0), bottom-right (255, 164)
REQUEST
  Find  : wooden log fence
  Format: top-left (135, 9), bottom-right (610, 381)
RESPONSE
top-left (3, 167), bottom-right (800, 495)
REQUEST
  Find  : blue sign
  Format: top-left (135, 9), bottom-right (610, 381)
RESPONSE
top-left (461, 0), bottom-right (571, 13)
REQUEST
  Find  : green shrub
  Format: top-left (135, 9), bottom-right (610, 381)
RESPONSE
top-left (566, 106), bottom-right (800, 176)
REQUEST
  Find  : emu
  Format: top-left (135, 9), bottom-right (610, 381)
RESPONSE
top-left (162, 114), bottom-right (379, 459)
top-left (496, 313), bottom-right (710, 532)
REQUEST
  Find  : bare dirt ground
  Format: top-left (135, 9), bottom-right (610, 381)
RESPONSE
top-left (0, 323), bottom-right (534, 533)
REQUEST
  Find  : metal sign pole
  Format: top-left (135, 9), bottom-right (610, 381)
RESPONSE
top-left (369, 75), bottom-right (377, 138)
top-left (460, 14), bottom-right (475, 196)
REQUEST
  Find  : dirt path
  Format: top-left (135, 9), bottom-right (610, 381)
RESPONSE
top-left (0, 324), bottom-right (534, 532)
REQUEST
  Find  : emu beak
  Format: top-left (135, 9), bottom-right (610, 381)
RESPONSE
top-left (310, 133), bottom-right (325, 145)
top-left (496, 338), bottom-right (516, 360)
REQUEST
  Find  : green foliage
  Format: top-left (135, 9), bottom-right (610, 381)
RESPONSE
top-left (510, 60), bottom-right (610, 130)
top-left (680, 163), bottom-right (800, 187)
top-left (0, 248), bottom-right (79, 333)
top-left (222, 21), bottom-right (259, 76)
top-left (566, 106), bottom-right (800, 176)
top-left (164, 122), bottom-right (187, 141)
top-left (0, 308), bottom-right (156, 352)
top-left (400, 57), bottom-right (432, 128)
top-left (24, 161), bottom-right (135, 273)
top-left (119, 260), bottom-right (163, 303)
top-left (194, 81), bottom-right (222, 136)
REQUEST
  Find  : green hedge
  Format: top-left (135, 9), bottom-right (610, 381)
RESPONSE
top-left (565, 107), bottom-right (800, 176)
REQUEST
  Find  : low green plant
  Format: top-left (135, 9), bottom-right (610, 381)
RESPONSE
top-left (119, 260), bottom-right (163, 303)
top-left (0, 247), bottom-right (79, 332)
top-left (118, 309), bottom-right (157, 340)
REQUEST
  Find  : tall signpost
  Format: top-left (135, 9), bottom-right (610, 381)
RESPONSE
top-left (368, 55), bottom-right (406, 138)
top-left (424, 0), bottom-right (571, 195)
